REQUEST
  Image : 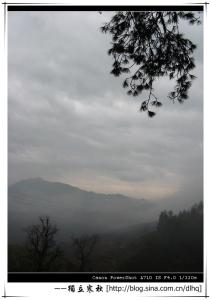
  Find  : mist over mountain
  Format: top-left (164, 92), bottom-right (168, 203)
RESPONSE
top-left (8, 178), bottom-right (157, 242)
top-left (8, 179), bottom-right (203, 273)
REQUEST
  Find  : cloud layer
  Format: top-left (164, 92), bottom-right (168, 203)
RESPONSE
top-left (8, 11), bottom-right (203, 203)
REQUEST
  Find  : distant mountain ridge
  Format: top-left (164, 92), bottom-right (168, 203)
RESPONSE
top-left (8, 178), bottom-right (156, 242)
top-left (9, 177), bottom-right (145, 201)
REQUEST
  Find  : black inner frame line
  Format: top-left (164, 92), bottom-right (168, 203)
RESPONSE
top-left (7, 5), bottom-right (204, 11)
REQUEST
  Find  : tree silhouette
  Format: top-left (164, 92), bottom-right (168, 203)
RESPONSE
top-left (72, 234), bottom-right (99, 271)
top-left (101, 11), bottom-right (201, 117)
top-left (24, 216), bottom-right (61, 271)
top-left (121, 202), bottom-right (203, 272)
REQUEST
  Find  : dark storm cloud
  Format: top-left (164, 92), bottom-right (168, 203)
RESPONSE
top-left (8, 11), bottom-right (203, 203)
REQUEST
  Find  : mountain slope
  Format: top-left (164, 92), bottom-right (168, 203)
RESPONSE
top-left (8, 178), bottom-right (156, 242)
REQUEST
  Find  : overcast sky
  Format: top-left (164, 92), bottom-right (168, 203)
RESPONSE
top-left (8, 10), bottom-right (203, 203)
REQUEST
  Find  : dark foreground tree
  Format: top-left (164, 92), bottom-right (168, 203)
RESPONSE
top-left (101, 11), bottom-right (201, 117)
top-left (24, 216), bottom-right (61, 271)
top-left (121, 202), bottom-right (203, 272)
top-left (72, 234), bottom-right (99, 271)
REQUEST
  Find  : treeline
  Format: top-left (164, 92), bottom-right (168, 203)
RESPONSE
top-left (8, 202), bottom-right (203, 272)
top-left (120, 202), bottom-right (203, 271)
